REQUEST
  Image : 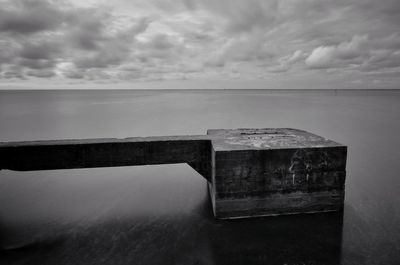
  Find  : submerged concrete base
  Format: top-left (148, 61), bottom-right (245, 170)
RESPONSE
top-left (209, 184), bottom-right (344, 219)
top-left (0, 128), bottom-right (347, 219)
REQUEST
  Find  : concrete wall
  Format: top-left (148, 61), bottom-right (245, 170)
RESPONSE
top-left (212, 147), bottom-right (347, 218)
top-left (0, 137), bottom-right (212, 181)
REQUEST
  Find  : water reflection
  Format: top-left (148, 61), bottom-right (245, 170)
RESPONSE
top-left (0, 208), bottom-right (344, 265)
top-left (1, 90), bottom-right (400, 264)
top-left (0, 165), bottom-right (344, 265)
top-left (208, 212), bottom-right (343, 265)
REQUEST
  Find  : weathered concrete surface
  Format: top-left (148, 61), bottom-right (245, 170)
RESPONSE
top-left (0, 128), bottom-right (347, 219)
top-left (0, 136), bottom-right (212, 181)
top-left (208, 128), bottom-right (347, 219)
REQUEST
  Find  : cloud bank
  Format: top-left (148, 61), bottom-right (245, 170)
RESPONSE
top-left (0, 0), bottom-right (399, 88)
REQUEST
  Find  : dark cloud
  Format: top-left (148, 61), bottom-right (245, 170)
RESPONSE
top-left (0, 39), bottom-right (19, 64)
top-left (25, 69), bottom-right (55, 78)
top-left (18, 58), bottom-right (55, 69)
top-left (67, 9), bottom-right (110, 50)
top-left (355, 0), bottom-right (400, 25)
top-left (1, 65), bottom-right (25, 79)
top-left (0, 0), bottom-right (153, 80)
top-left (62, 67), bottom-right (84, 79)
top-left (72, 20), bottom-right (151, 69)
top-left (148, 34), bottom-right (174, 50)
top-left (183, 0), bottom-right (278, 34)
top-left (19, 40), bottom-right (61, 60)
top-left (74, 48), bottom-right (129, 69)
top-left (0, 0), bottom-right (67, 34)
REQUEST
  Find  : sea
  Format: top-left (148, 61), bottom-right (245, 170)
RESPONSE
top-left (1, 89), bottom-right (400, 265)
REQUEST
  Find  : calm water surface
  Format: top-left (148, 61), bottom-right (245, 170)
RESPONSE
top-left (0, 89), bottom-right (400, 265)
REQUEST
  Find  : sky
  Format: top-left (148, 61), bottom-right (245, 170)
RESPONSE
top-left (0, 0), bottom-right (399, 89)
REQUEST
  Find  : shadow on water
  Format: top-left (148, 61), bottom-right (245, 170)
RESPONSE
top-left (208, 213), bottom-right (343, 265)
top-left (1, 191), bottom-right (344, 265)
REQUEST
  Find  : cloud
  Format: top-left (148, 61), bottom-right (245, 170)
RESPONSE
top-left (1, 65), bottom-right (25, 79)
top-left (57, 62), bottom-right (84, 79)
top-left (287, 50), bottom-right (304, 64)
top-left (19, 58), bottom-right (55, 69)
top-left (67, 10), bottom-right (109, 51)
top-left (0, 0), bottom-right (154, 80)
top-left (183, 0), bottom-right (278, 34)
top-left (306, 34), bottom-right (400, 72)
top-left (148, 34), bottom-right (174, 50)
top-left (306, 46), bottom-right (336, 69)
top-left (0, 0), bottom-right (67, 34)
top-left (26, 69), bottom-right (55, 78)
top-left (0, 0), bottom-right (399, 87)
top-left (265, 50), bottom-right (306, 73)
top-left (19, 40), bottom-right (61, 60)
top-left (0, 39), bottom-right (19, 64)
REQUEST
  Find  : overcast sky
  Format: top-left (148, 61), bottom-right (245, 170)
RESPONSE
top-left (0, 0), bottom-right (399, 89)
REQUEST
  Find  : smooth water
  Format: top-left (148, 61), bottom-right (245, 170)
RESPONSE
top-left (1, 89), bottom-right (399, 265)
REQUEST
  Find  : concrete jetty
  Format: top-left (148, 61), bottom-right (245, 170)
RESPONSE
top-left (0, 128), bottom-right (347, 219)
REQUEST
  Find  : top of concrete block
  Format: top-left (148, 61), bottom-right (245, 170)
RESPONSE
top-left (208, 128), bottom-right (344, 151)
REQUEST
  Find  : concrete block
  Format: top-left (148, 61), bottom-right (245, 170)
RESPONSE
top-left (208, 128), bottom-right (347, 219)
top-left (0, 128), bottom-right (347, 219)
